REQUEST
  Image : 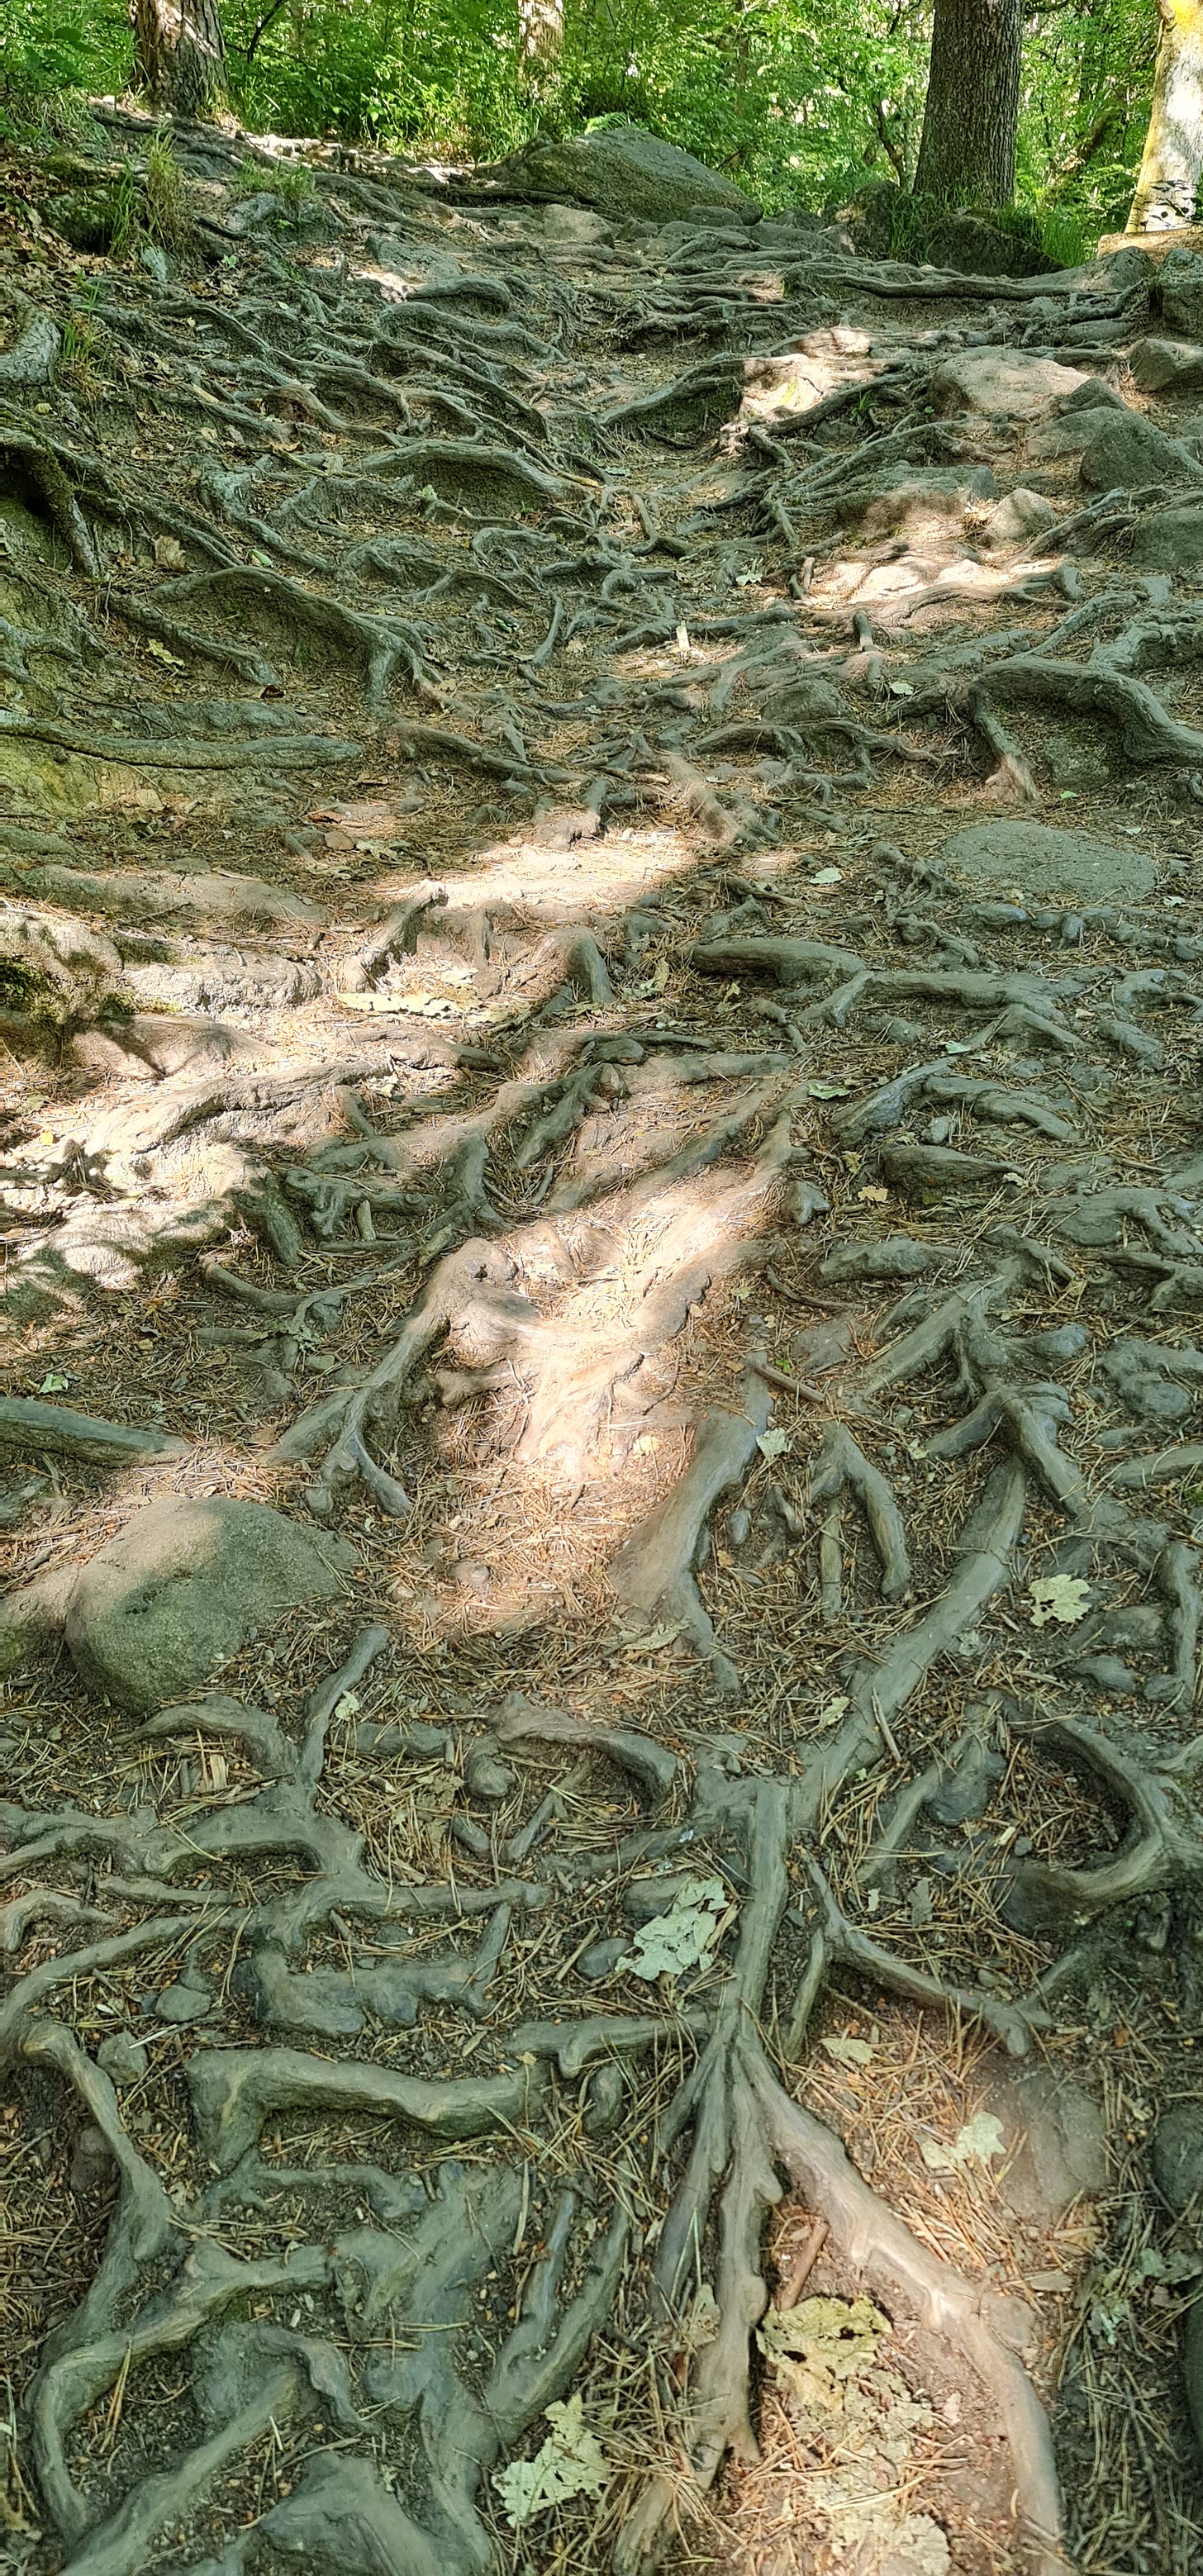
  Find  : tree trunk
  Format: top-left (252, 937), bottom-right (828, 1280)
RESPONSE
top-left (913, 0), bottom-right (1022, 207)
top-left (1128, 0), bottom-right (1203, 230)
top-left (132, 0), bottom-right (226, 120)
top-left (517, 0), bottom-right (563, 91)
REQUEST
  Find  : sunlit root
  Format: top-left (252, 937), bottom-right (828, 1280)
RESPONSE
top-left (343, 880), bottom-right (448, 991)
top-left (610, 1370), bottom-right (773, 1693)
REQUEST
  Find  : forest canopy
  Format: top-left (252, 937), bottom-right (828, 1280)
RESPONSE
top-left (0, 0), bottom-right (1163, 259)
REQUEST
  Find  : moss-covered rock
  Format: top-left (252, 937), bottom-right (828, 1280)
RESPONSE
top-left (482, 122), bottom-right (755, 224)
top-left (47, 186), bottom-right (124, 253)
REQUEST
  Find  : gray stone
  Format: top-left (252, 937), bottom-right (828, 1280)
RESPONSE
top-left (943, 820), bottom-right (1156, 905)
top-left (858, 464), bottom-right (996, 535)
top-left (1152, 2101), bottom-right (1203, 2209)
top-left (1080, 410), bottom-right (1200, 489)
top-left (928, 349), bottom-right (1089, 420)
top-left (540, 202), bottom-right (613, 247)
top-left (96, 2032), bottom-right (150, 2083)
top-left (157, 1978), bottom-right (215, 2024)
top-left (69, 2124), bottom-right (117, 2194)
top-left (1129, 335), bottom-right (1203, 392)
top-left (1130, 503), bottom-right (1203, 570)
top-left (987, 2065), bottom-right (1108, 2224)
top-left (1158, 245), bottom-right (1203, 341)
top-left (463, 1742), bottom-right (514, 1800)
top-left (981, 487), bottom-right (1058, 548)
top-left (926, 1736), bottom-right (1004, 1827)
top-left (64, 1497), bottom-right (354, 1713)
top-left (1039, 732), bottom-right (1112, 792)
top-left (1028, 403), bottom-right (1133, 461)
top-left (1059, 374), bottom-right (1129, 411)
top-left (484, 123), bottom-right (755, 225)
top-left (10, 865), bottom-right (325, 932)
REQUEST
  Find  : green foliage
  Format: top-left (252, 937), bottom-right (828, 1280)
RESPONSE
top-left (0, 0), bottom-right (1166, 251)
top-left (0, 0), bottom-right (124, 121)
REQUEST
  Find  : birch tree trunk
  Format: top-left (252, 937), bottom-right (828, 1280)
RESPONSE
top-left (1128, 0), bottom-right (1203, 229)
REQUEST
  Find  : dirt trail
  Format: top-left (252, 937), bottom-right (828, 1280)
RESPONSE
top-left (3, 110), bottom-right (1203, 2576)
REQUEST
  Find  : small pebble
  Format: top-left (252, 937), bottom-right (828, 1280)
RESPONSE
top-left (157, 1979), bottom-right (215, 2024)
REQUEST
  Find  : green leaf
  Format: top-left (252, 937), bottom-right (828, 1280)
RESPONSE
top-left (493, 2393), bottom-right (609, 2526)
top-left (920, 2111), bottom-right (1006, 2173)
top-left (621, 1877), bottom-right (726, 1980)
top-left (1029, 1576), bottom-right (1091, 1628)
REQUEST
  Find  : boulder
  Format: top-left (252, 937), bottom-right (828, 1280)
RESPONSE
top-left (981, 487), bottom-right (1059, 549)
top-left (540, 202), bottom-right (613, 248)
top-left (1131, 502), bottom-right (1203, 569)
top-left (483, 124), bottom-right (755, 226)
top-left (928, 349), bottom-right (1089, 421)
top-left (857, 463), bottom-right (996, 535)
top-left (918, 207), bottom-right (1057, 278)
top-left (1129, 335), bottom-right (1203, 392)
top-left (1152, 2100), bottom-right (1203, 2210)
top-left (943, 820), bottom-right (1156, 905)
top-left (1157, 245), bottom-right (1203, 340)
top-left (64, 1497), bottom-right (354, 1711)
top-left (1058, 373), bottom-right (1128, 411)
top-left (1080, 410), bottom-right (1201, 489)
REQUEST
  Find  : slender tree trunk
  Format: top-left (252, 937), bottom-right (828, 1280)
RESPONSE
top-left (1128, 0), bottom-right (1203, 229)
top-left (517, 0), bottom-right (563, 91)
top-left (132, 0), bottom-right (226, 119)
top-left (914, 0), bottom-right (1022, 207)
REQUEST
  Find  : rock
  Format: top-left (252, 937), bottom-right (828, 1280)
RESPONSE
top-left (1039, 732), bottom-right (1112, 792)
top-left (1158, 245), bottom-right (1203, 340)
top-left (1152, 2101), bottom-right (1203, 2209)
top-left (928, 349), bottom-right (1088, 419)
top-left (483, 123), bottom-right (755, 226)
top-left (463, 1742), bottom-right (514, 1800)
top-left (69, 2124), bottom-right (117, 2194)
top-left (540, 202), bottom-right (613, 247)
top-left (981, 487), bottom-right (1059, 549)
top-left (1059, 374), bottom-right (1128, 412)
top-left (1080, 411), bottom-right (1200, 489)
top-left (1130, 503), bottom-right (1203, 570)
top-left (926, 1736), bottom-right (1004, 1826)
top-left (858, 464), bottom-right (996, 535)
top-left (834, 179), bottom-right (897, 259)
top-left (96, 2032), bottom-right (149, 2083)
top-left (578, 1937), bottom-right (628, 1978)
top-left (64, 1497), bottom-right (354, 1712)
top-left (49, 187), bottom-right (121, 252)
top-left (582, 2061), bottom-right (626, 2136)
top-left (918, 207), bottom-right (1056, 279)
top-left (157, 1977), bottom-right (215, 2024)
top-left (987, 2065), bottom-right (1108, 2224)
top-left (943, 820), bottom-right (1156, 905)
top-left (1129, 335), bottom-right (1203, 392)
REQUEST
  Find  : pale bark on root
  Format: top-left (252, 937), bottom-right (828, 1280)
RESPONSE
top-left (609, 1368), bottom-right (773, 1694)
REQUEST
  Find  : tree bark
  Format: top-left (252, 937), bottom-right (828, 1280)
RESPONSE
top-left (132, 0), bottom-right (226, 120)
top-left (1128, 0), bottom-right (1203, 230)
top-left (517, 0), bottom-right (563, 91)
top-left (913, 0), bottom-right (1022, 207)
